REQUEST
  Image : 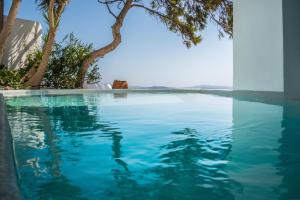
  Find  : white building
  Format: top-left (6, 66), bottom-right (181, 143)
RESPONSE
top-left (1, 17), bottom-right (42, 70)
top-left (234, 0), bottom-right (300, 99)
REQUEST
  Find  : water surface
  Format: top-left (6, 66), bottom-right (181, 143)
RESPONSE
top-left (5, 93), bottom-right (300, 200)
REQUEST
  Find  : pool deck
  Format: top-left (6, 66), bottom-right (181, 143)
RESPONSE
top-left (0, 94), bottom-right (23, 200)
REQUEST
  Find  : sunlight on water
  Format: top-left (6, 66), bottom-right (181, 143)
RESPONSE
top-left (5, 93), bottom-right (300, 200)
top-left (5, 93), bottom-right (183, 107)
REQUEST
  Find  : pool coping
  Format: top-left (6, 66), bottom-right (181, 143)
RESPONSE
top-left (0, 94), bottom-right (23, 200)
top-left (0, 88), bottom-right (286, 105)
top-left (0, 88), bottom-right (283, 96)
top-left (0, 88), bottom-right (233, 96)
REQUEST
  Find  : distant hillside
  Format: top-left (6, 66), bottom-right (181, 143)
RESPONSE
top-left (130, 85), bottom-right (232, 90)
top-left (129, 86), bottom-right (172, 89)
top-left (188, 85), bottom-right (232, 90)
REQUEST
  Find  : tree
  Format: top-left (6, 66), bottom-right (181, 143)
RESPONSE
top-left (24, 0), bottom-right (69, 88)
top-left (76, 0), bottom-right (233, 88)
top-left (41, 33), bottom-right (101, 88)
top-left (0, 0), bottom-right (21, 63)
top-left (0, 0), bottom-right (3, 32)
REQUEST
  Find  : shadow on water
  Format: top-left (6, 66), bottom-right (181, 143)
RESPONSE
top-left (113, 93), bottom-right (128, 99)
top-left (276, 102), bottom-right (300, 200)
top-left (36, 176), bottom-right (87, 200)
top-left (231, 94), bottom-right (300, 200)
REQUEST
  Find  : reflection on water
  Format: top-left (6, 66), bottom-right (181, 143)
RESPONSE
top-left (113, 93), bottom-right (128, 99)
top-left (148, 128), bottom-right (241, 200)
top-left (277, 102), bottom-right (300, 200)
top-left (5, 93), bottom-right (300, 200)
top-left (105, 128), bottom-right (241, 200)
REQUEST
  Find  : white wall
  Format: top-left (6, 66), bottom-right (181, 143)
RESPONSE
top-left (1, 17), bottom-right (42, 70)
top-left (233, 0), bottom-right (284, 92)
top-left (282, 0), bottom-right (300, 99)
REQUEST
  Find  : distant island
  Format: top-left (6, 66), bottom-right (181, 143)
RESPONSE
top-left (129, 85), bottom-right (232, 90)
top-left (188, 85), bottom-right (232, 90)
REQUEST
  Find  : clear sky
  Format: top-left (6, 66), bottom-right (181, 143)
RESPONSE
top-left (4, 0), bottom-right (233, 87)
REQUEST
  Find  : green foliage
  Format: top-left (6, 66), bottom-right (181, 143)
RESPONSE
top-left (35, 0), bottom-right (69, 12)
top-left (149, 0), bottom-right (233, 47)
top-left (0, 33), bottom-right (100, 89)
top-left (0, 67), bottom-right (27, 89)
top-left (103, 0), bottom-right (233, 48)
top-left (27, 33), bottom-right (101, 89)
top-left (0, 58), bottom-right (32, 89)
top-left (26, 50), bottom-right (43, 73)
top-left (35, 0), bottom-right (69, 28)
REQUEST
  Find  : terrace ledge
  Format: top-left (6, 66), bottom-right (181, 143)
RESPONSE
top-left (0, 94), bottom-right (24, 200)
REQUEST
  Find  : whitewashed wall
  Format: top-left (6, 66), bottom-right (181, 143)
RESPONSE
top-left (1, 17), bottom-right (42, 70)
top-left (233, 0), bottom-right (284, 92)
top-left (282, 0), bottom-right (300, 99)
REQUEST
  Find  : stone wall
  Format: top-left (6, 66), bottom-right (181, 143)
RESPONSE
top-left (0, 94), bottom-right (23, 199)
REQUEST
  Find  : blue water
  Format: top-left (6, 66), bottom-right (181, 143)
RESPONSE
top-left (5, 93), bottom-right (300, 200)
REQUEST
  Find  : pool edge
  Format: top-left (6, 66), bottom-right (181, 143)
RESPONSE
top-left (0, 94), bottom-right (24, 200)
top-left (0, 89), bottom-right (286, 106)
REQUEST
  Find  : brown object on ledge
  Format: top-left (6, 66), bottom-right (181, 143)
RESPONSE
top-left (112, 80), bottom-right (128, 89)
top-left (4, 86), bottom-right (14, 90)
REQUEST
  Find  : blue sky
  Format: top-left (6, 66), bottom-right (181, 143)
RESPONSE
top-left (4, 0), bottom-right (233, 87)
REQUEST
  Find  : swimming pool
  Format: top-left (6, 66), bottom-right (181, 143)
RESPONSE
top-left (4, 92), bottom-right (300, 200)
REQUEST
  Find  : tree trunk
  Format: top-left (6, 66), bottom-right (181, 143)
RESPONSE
top-left (24, 30), bottom-right (56, 88)
top-left (24, 0), bottom-right (68, 88)
top-left (0, 0), bottom-right (4, 32)
top-left (0, 0), bottom-right (21, 63)
top-left (76, 0), bottom-right (133, 88)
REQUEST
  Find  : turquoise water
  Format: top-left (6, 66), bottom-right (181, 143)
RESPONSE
top-left (5, 93), bottom-right (300, 200)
